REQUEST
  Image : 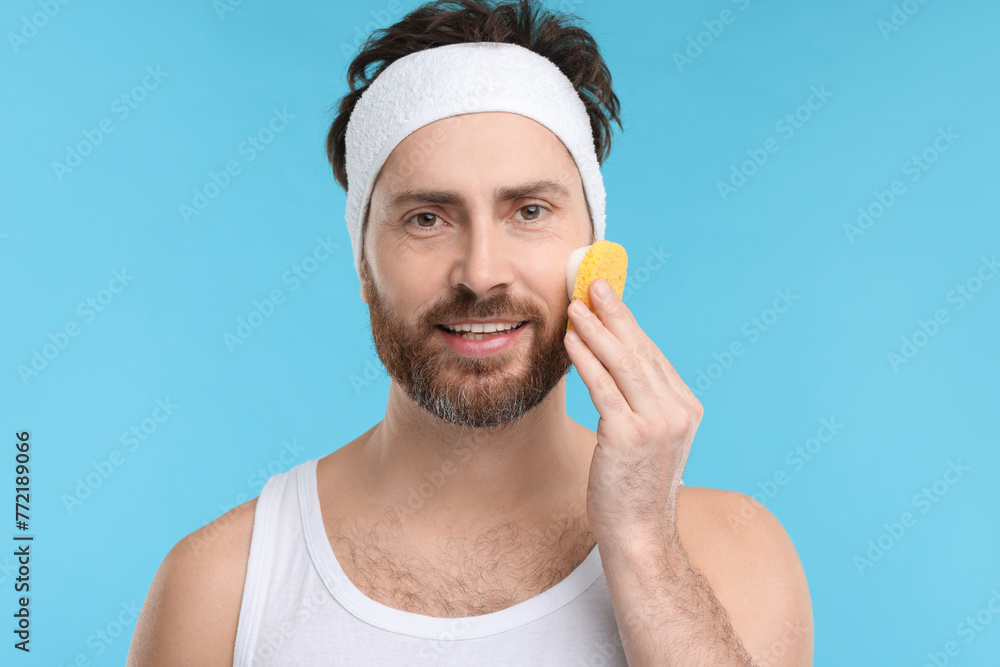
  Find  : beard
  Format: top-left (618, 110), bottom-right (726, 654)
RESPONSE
top-left (363, 258), bottom-right (573, 430)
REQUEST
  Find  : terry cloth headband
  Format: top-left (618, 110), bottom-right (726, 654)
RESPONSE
top-left (343, 41), bottom-right (607, 282)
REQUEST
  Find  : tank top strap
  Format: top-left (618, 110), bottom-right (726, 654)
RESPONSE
top-left (232, 462), bottom-right (303, 666)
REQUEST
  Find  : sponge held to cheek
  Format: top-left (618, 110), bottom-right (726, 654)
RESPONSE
top-left (565, 241), bottom-right (628, 331)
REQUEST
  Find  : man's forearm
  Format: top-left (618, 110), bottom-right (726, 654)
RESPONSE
top-left (599, 528), bottom-right (757, 667)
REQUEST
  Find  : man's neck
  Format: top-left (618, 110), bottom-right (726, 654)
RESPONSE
top-left (352, 378), bottom-right (593, 530)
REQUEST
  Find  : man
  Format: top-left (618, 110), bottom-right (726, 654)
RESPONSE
top-left (128, 1), bottom-right (812, 665)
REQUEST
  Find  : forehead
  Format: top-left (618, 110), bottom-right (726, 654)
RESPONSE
top-left (373, 112), bottom-right (583, 199)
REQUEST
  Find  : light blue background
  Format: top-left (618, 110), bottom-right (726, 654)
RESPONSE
top-left (2, 0), bottom-right (998, 664)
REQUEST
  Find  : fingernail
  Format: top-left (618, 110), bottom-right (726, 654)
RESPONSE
top-left (565, 330), bottom-right (582, 345)
top-left (594, 279), bottom-right (613, 299)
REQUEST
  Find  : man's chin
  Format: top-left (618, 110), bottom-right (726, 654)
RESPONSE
top-left (413, 380), bottom-right (548, 430)
top-left (440, 364), bottom-right (527, 390)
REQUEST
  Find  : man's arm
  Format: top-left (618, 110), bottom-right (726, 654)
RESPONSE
top-left (563, 281), bottom-right (812, 665)
top-left (602, 487), bottom-right (813, 667)
top-left (127, 498), bottom-right (257, 666)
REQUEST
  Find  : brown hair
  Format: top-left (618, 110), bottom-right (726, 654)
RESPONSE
top-left (325, 0), bottom-right (623, 192)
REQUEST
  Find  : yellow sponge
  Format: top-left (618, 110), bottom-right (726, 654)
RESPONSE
top-left (566, 240), bottom-right (628, 331)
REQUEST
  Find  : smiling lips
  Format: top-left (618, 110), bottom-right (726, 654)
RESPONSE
top-left (439, 321), bottom-right (527, 341)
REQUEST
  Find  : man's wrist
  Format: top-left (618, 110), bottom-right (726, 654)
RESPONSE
top-left (596, 520), bottom-right (682, 567)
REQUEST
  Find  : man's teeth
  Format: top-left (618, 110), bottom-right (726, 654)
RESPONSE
top-left (442, 322), bottom-right (523, 340)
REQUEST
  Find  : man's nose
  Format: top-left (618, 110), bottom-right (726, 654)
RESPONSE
top-left (449, 220), bottom-right (516, 298)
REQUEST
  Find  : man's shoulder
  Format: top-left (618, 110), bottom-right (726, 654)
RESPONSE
top-left (676, 485), bottom-right (814, 664)
top-left (127, 498), bottom-right (259, 666)
top-left (676, 484), bottom-right (804, 579)
top-left (178, 496), bottom-right (260, 565)
top-left (171, 498), bottom-right (260, 587)
top-left (677, 485), bottom-right (771, 535)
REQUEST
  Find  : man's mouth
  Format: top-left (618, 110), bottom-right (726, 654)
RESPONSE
top-left (437, 321), bottom-right (528, 341)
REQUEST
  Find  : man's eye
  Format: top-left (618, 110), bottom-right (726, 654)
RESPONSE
top-left (410, 213), bottom-right (439, 227)
top-left (518, 204), bottom-right (547, 221)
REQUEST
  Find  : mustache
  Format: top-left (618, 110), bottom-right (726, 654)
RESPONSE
top-left (422, 290), bottom-right (545, 328)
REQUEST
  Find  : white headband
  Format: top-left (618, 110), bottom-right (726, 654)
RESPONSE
top-left (343, 41), bottom-right (607, 281)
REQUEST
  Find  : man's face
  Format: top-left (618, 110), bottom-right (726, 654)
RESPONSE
top-left (361, 112), bottom-right (594, 430)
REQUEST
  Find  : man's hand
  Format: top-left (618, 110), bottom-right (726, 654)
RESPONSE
top-left (563, 278), bottom-right (812, 666)
top-left (563, 277), bottom-right (702, 549)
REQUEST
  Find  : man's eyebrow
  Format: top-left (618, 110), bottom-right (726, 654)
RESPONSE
top-left (385, 179), bottom-right (572, 211)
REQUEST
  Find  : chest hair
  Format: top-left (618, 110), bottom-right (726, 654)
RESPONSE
top-left (327, 505), bottom-right (596, 617)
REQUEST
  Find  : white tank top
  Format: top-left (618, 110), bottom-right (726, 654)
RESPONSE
top-left (232, 456), bottom-right (631, 666)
